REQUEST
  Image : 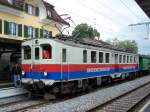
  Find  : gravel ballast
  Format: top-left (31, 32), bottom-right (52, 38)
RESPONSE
top-left (27, 75), bottom-right (150, 112)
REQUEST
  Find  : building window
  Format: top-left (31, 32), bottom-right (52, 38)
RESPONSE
top-left (8, 0), bottom-right (15, 5)
top-left (83, 50), bottom-right (87, 63)
top-left (24, 25), bottom-right (35, 38)
top-left (91, 51), bottom-right (96, 63)
top-left (23, 46), bottom-right (31, 59)
top-left (25, 3), bottom-right (39, 16)
top-left (4, 21), bottom-right (17, 36)
top-left (62, 48), bottom-right (66, 62)
top-left (99, 52), bottom-right (103, 63)
top-left (8, 22), bottom-right (17, 36)
top-left (27, 26), bottom-right (34, 38)
top-left (40, 29), bottom-right (51, 38)
top-left (28, 4), bottom-right (33, 15)
top-left (47, 10), bottom-right (51, 17)
top-left (105, 53), bottom-right (110, 63)
top-left (28, 26), bottom-right (33, 37)
top-left (43, 30), bottom-right (49, 38)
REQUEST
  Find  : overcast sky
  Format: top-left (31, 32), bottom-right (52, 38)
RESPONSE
top-left (45, 0), bottom-right (150, 54)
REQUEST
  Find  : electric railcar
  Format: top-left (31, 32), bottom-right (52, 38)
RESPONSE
top-left (21, 38), bottom-right (139, 94)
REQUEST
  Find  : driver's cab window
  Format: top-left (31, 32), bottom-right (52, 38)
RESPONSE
top-left (41, 44), bottom-right (52, 59)
top-left (23, 46), bottom-right (31, 60)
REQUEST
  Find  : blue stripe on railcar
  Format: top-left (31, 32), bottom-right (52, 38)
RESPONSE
top-left (23, 68), bottom-right (138, 81)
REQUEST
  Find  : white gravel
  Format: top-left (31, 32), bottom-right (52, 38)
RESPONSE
top-left (26, 75), bottom-right (150, 112)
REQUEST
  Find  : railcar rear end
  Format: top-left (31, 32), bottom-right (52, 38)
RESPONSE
top-left (139, 55), bottom-right (150, 75)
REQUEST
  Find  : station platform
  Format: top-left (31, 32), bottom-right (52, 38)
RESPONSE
top-left (0, 87), bottom-right (28, 99)
top-left (0, 82), bottom-right (13, 88)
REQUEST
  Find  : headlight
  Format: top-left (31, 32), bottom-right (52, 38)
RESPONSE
top-left (22, 71), bottom-right (25, 75)
top-left (43, 72), bottom-right (48, 76)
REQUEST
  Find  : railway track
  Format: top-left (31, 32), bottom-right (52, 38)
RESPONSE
top-left (23, 75), bottom-right (150, 112)
top-left (0, 79), bottom-right (128, 112)
top-left (0, 87), bottom-right (29, 108)
top-left (0, 94), bottom-right (29, 108)
top-left (89, 82), bottom-right (150, 112)
top-left (0, 76), bottom-right (149, 112)
top-left (0, 99), bottom-right (50, 112)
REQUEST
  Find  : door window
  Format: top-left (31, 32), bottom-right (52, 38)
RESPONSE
top-left (62, 48), bottom-right (66, 62)
top-left (35, 47), bottom-right (39, 60)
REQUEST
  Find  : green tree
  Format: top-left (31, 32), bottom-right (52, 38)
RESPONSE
top-left (107, 38), bottom-right (138, 53)
top-left (72, 23), bottom-right (100, 39)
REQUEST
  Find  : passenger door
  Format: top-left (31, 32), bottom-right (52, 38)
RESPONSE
top-left (32, 46), bottom-right (41, 74)
top-left (61, 48), bottom-right (69, 80)
top-left (34, 47), bottom-right (40, 63)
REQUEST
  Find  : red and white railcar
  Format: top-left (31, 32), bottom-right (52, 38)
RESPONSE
top-left (21, 38), bottom-right (139, 93)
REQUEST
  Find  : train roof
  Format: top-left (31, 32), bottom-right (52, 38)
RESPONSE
top-left (56, 36), bottom-right (137, 54)
top-left (139, 54), bottom-right (150, 59)
top-left (22, 36), bottom-right (137, 54)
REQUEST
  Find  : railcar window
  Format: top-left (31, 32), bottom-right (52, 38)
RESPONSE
top-left (91, 51), bottom-right (96, 63)
top-left (111, 54), bottom-right (114, 63)
top-left (130, 56), bottom-right (133, 63)
top-left (35, 47), bottom-right (39, 60)
top-left (127, 56), bottom-right (129, 63)
top-left (119, 55), bottom-right (122, 63)
top-left (123, 55), bottom-right (126, 63)
top-left (83, 50), bottom-right (87, 63)
top-left (134, 56), bottom-right (136, 63)
top-left (62, 48), bottom-right (66, 62)
top-left (105, 53), bottom-right (110, 63)
top-left (41, 44), bottom-right (52, 59)
top-left (115, 54), bottom-right (118, 63)
top-left (99, 52), bottom-right (103, 63)
top-left (24, 46), bottom-right (31, 59)
top-left (135, 56), bottom-right (138, 63)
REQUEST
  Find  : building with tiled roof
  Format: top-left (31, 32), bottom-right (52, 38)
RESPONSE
top-left (0, 0), bottom-right (69, 82)
top-left (0, 0), bottom-right (69, 43)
